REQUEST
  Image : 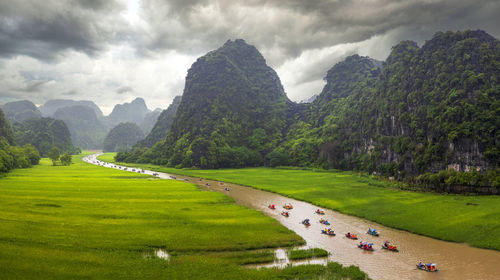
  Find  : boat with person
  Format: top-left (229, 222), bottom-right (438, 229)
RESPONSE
top-left (321, 228), bottom-right (335, 236)
top-left (381, 241), bottom-right (399, 252)
top-left (315, 209), bottom-right (325, 215)
top-left (302, 219), bottom-right (311, 227)
top-left (281, 211), bottom-right (289, 217)
top-left (283, 204), bottom-right (293, 210)
top-left (416, 262), bottom-right (438, 272)
top-left (319, 218), bottom-right (330, 225)
top-left (345, 232), bottom-right (358, 240)
top-left (367, 228), bottom-right (379, 236)
top-left (358, 242), bottom-right (374, 251)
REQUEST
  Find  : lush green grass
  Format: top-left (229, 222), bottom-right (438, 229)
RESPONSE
top-left (0, 152), bottom-right (370, 279)
top-left (100, 153), bottom-right (500, 250)
top-left (288, 248), bottom-right (329, 260)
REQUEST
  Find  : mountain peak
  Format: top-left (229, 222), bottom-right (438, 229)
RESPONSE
top-left (131, 97), bottom-right (146, 106)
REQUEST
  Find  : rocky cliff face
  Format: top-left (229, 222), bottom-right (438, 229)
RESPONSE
top-left (314, 30), bottom-right (499, 176)
top-left (137, 96), bottom-right (181, 148)
top-left (157, 39), bottom-right (289, 167)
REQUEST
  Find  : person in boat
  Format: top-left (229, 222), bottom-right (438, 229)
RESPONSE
top-left (384, 241), bottom-right (389, 247)
top-left (347, 232), bottom-right (350, 237)
top-left (418, 262), bottom-right (424, 268)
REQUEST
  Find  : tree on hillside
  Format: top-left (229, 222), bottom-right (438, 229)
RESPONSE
top-left (23, 144), bottom-right (40, 165)
top-left (48, 147), bottom-right (60, 166)
top-left (60, 153), bottom-right (71, 166)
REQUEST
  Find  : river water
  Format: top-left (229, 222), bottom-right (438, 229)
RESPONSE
top-left (84, 153), bottom-right (500, 280)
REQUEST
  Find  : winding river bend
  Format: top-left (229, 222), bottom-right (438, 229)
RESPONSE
top-left (84, 153), bottom-right (500, 280)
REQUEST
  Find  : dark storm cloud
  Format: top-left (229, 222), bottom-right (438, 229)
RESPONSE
top-left (14, 80), bottom-right (50, 92)
top-left (116, 86), bottom-right (133, 94)
top-left (62, 90), bottom-right (78, 96)
top-left (0, 0), bottom-right (127, 60)
top-left (139, 0), bottom-right (500, 65)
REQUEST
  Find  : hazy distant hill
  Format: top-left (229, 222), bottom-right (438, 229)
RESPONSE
top-left (103, 122), bottom-right (144, 152)
top-left (140, 108), bottom-right (162, 135)
top-left (52, 105), bottom-right (107, 149)
top-left (1, 100), bottom-right (41, 123)
top-left (137, 96), bottom-right (181, 148)
top-left (107, 97), bottom-right (149, 127)
top-left (39, 99), bottom-right (103, 117)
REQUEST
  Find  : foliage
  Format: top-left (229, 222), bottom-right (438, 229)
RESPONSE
top-left (48, 147), bottom-right (60, 165)
top-left (288, 248), bottom-right (329, 260)
top-left (103, 122), bottom-right (144, 152)
top-left (60, 152), bottom-right (72, 166)
top-left (0, 109), bottom-right (40, 174)
top-left (12, 117), bottom-right (75, 156)
top-left (416, 169), bottom-right (499, 189)
top-left (0, 107), bottom-right (14, 145)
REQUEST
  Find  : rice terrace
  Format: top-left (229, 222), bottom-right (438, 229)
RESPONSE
top-left (1, 0), bottom-right (500, 279)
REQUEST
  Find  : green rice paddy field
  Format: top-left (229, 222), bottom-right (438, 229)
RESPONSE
top-left (98, 153), bottom-right (500, 251)
top-left (0, 153), bottom-right (369, 279)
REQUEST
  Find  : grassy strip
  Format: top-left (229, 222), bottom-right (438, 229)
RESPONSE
top-left (0, 152), bottom-right (370, 279)
top-left (288, 248), bottom-right (329, 260)
top-left (99, 153), bottom-right (500, 251)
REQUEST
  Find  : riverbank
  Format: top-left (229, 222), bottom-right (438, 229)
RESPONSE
top-left (98, 153), bottom-right (500, 251)
top-left (0, 152), bottom-right (369, 279)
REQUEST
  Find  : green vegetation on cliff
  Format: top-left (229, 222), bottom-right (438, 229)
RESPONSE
top-left (120, 39), bottom-right (290, 168)
top-left (0, 109), bottom-right (40, 174)
top-left (277, 30), bottom-right (500, 184)
top-left (120, 30), bottom-right (499, 187)
top-left (12, 117), bottom-right (75, 156)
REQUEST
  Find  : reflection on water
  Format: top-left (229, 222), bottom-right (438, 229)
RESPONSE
top-left (86, 154), bottom-right (500, 280)
top-left (156, 249), bottom-right (170, 261)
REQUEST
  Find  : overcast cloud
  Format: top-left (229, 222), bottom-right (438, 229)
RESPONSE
top-left (0, 0), bottom-right (499, 113)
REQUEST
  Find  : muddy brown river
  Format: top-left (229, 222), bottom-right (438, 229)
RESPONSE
top-left (85, 153), bottom-right (500, 280)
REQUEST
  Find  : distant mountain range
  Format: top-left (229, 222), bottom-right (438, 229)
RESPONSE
top-left (1, 97), bottom-right (165, 149)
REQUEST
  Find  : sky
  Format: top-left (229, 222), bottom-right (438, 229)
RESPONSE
top-left (0, 0), bottom-right (499, 114)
